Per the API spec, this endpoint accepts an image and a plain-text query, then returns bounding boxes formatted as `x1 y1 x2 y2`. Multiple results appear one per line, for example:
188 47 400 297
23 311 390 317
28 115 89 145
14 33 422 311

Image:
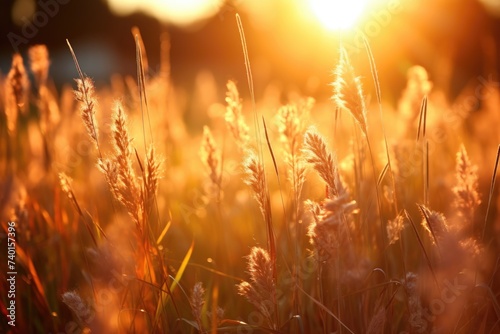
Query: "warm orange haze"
1 0 500 333
105 0 388 30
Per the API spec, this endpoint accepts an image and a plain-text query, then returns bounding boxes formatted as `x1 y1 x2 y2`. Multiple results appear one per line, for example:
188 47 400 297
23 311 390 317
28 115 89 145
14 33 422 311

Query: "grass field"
1 18 500 334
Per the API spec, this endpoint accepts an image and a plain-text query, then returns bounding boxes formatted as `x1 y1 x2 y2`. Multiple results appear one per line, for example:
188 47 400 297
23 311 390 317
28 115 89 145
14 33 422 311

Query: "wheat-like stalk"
225 80 250 149
59 172 83 216
200 126 221 188
110 102 142 226
452 144 481 232
332 47 367 136
417 204 449 246
75 77 99 150
404 272 427 333
97 158 121 200
243 150 272 226
145 144 161 206
386 213 405 245
303 127 345 198
5 53 29 133
276 99 312 204
190 282 205 332
306 196 354 262
307 213 338 261
237 247 277 329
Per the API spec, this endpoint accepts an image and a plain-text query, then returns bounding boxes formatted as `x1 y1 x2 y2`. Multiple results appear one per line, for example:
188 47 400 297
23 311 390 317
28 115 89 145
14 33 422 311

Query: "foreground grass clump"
1 32 499 333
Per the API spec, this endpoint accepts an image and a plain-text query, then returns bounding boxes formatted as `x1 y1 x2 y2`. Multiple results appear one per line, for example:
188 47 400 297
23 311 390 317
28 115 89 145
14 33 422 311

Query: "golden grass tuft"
4 53 29 133
75 77 99 149
145 144 161 205
452 144 481 232
404 272 426 333
303 126 345 198
225 80 250 149
108 102 142 226
418 204 449 245
387 213 405 245
243 150 272 226
237 246 277 329
190 282 206 332
332 47 368 136
276 99 312 206
200 125 221 188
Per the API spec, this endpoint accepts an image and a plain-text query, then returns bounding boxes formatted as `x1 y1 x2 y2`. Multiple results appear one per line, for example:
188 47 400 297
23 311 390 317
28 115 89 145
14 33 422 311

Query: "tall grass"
1 26 500 334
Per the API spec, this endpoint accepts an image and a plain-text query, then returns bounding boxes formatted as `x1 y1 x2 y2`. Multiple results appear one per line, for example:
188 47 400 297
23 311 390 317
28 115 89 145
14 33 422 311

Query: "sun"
308 0 371 30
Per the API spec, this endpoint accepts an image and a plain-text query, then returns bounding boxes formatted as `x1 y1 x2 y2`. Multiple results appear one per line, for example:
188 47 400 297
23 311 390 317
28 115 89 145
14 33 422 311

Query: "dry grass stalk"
322 194 357 225
276 99 312 154
276 99 312 203
5 53 29 133
387 213 405 245
190 282 206 332
243 150 276 291
74 77 99 149
307 196 353 261
97 158 121 200
417 204 449 245
404 272 427 333
452 144 481 232
59 172 83 216
200 126 221 188
7 53 28 110
305 199 322 224
29 45 50 89
145 145 161 206
29 45 60 133
243 150 272 228
307 215 338 261
237 247 276 329
62 291 93 325
332 47 368 136
38 84 60 134
110 102 142 226
303 127 345 198
225 80 250 149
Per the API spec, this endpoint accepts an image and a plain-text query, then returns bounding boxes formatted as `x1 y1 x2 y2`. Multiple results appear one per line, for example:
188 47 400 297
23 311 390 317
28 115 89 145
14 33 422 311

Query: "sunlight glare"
308 0 371 30
106 0 220 27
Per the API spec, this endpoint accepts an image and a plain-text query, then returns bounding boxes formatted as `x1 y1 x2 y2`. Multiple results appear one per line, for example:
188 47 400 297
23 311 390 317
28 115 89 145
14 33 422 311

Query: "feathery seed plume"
62 291 93 325
75 77 99 148
225 80 250 149
200 126 221 188
332 47 368 136
452 144 481 229
237 247 276 328
303 127 345 198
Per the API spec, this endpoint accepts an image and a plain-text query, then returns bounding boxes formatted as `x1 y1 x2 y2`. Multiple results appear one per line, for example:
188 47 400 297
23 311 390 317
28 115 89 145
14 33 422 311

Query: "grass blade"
481 145 500 242
154 240 194 323
416 96 428 142
405 210 440 289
